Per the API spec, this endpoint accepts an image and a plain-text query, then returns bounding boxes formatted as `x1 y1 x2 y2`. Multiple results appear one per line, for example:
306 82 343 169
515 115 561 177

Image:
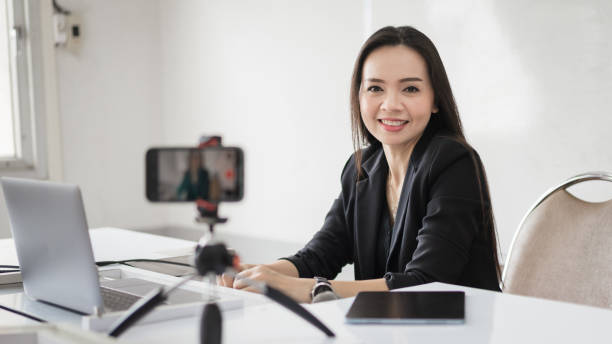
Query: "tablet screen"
345 291 465 324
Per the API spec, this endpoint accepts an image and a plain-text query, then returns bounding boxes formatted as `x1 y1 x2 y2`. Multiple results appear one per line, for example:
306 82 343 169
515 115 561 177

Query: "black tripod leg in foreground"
200 303 222 344
108 287 167 337
264 285 335 337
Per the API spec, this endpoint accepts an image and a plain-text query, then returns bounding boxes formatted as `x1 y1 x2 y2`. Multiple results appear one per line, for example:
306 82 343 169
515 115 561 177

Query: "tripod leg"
200 303 222 344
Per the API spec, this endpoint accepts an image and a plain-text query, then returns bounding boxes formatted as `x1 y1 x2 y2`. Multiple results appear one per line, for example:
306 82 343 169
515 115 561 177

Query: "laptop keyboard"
100 286 141 312
99 278 223 312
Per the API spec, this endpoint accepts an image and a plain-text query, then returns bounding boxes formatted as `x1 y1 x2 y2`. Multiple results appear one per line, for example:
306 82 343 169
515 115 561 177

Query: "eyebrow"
365 77 423 83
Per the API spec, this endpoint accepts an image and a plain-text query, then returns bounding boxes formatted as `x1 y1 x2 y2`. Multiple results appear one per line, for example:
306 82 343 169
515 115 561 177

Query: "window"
0 0 47 178
1 1 16 159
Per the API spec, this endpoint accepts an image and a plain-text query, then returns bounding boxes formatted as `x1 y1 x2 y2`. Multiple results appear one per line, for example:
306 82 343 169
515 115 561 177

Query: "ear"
431 98 439 114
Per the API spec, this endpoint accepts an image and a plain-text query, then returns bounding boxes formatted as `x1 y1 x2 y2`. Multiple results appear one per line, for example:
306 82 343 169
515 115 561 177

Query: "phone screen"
146 147 243 202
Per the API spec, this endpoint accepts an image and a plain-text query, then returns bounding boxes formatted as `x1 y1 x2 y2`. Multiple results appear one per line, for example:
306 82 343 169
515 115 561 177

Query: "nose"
381 91 402 112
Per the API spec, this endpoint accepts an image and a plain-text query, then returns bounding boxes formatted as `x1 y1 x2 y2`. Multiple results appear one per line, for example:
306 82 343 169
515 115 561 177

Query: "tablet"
345 291 465 324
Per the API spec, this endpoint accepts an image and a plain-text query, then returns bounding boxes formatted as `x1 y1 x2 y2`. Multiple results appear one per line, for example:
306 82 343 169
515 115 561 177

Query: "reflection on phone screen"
156 150 240 202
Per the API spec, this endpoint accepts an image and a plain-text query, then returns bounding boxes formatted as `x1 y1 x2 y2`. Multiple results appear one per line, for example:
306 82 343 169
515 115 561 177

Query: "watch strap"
311 276 333 299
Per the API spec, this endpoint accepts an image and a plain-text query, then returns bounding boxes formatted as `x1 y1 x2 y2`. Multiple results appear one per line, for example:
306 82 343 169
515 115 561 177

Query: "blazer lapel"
354 149 386 280
386 122 437 269
386 167 413 269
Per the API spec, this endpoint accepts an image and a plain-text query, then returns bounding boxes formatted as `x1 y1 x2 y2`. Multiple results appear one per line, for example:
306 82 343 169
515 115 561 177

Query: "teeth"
380 119 406 126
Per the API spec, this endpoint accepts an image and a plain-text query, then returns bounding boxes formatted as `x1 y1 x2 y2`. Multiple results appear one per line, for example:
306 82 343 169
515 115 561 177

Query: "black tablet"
345 291 465 324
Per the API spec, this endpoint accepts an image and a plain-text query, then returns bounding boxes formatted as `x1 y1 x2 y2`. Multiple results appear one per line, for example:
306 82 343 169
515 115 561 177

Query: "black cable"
108 287 167 337
0 265 19 269
95 259 194 268
0 270 20 274
0 265 20 274
0 259 194 274
0 304 47 323
264 285 335 337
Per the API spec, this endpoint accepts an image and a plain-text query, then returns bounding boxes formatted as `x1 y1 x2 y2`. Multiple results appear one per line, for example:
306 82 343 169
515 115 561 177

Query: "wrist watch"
311 276 334 299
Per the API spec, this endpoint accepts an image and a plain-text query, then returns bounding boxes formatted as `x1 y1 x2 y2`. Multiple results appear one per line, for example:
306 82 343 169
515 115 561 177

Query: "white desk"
2 228 612 343
116 282 612 344
0 227 199 267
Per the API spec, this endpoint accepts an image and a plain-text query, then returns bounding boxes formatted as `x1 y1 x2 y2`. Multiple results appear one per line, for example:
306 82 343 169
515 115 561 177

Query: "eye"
404 86 419 93
366 85 383 92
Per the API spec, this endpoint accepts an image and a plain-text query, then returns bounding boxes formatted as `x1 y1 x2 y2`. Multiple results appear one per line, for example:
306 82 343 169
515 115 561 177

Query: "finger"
217 273 229 287
239 263 258 272
233 269 263 289
235 267 255 280
233 276 250 290
220 273 234 288
241 286 262 294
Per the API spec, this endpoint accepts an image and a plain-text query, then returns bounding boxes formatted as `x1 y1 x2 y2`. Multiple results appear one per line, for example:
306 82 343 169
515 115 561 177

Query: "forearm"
263 259 299 277
329 278 388 298
231 265 388 303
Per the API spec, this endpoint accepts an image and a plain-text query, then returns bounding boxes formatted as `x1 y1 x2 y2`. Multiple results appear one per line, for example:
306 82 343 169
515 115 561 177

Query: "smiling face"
359 45 438 152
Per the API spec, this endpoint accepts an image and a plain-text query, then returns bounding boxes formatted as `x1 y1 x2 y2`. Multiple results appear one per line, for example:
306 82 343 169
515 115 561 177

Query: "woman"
220 26 501 302
176 151 210 201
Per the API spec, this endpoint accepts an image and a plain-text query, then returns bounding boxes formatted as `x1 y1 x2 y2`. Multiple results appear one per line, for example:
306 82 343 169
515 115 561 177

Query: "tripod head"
194 237 237 276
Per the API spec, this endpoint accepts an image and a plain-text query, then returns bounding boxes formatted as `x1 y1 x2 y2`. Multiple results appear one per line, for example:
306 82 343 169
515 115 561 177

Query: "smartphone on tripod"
146 147 244 202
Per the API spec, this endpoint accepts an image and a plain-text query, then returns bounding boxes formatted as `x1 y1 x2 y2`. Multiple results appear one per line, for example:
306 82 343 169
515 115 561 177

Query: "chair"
502 172 612 309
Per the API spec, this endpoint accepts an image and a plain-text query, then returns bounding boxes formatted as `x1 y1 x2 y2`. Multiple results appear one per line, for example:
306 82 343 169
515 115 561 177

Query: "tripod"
107 212 335 343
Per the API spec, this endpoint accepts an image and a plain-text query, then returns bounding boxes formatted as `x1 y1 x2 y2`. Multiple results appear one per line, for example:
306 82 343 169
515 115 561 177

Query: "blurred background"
1 0 611 271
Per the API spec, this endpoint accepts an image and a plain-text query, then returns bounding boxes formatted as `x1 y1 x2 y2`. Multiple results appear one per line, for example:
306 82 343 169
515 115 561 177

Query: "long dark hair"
350 26 502 285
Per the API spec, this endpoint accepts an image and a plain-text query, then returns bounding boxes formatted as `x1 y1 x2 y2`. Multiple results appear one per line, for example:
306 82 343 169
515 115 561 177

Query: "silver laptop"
0 177 205 315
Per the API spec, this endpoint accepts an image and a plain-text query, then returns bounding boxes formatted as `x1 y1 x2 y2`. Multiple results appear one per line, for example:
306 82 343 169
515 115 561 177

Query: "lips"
378 118 409 132
379 119 408 126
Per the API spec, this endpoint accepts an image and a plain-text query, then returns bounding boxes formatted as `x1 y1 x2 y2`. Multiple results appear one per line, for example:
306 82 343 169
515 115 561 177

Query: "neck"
382 139 419 187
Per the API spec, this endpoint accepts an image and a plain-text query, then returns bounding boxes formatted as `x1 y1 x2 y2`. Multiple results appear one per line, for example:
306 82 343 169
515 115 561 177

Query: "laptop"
0 177 208 316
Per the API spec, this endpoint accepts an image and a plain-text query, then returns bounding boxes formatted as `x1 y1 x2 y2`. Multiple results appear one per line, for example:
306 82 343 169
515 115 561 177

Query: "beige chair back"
502 172 612 309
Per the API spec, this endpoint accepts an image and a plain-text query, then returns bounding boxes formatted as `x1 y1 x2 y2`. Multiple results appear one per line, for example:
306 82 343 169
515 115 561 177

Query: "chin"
378 135 420 148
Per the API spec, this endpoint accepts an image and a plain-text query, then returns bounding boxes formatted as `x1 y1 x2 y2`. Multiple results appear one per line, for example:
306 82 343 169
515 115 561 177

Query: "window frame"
1 0 48 179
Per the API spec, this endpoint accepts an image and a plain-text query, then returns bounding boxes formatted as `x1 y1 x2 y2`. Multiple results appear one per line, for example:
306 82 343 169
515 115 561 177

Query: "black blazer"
284 121 501 292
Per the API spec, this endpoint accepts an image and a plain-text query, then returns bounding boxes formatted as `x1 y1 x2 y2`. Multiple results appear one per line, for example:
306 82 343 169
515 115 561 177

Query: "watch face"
313 284 333 296
311 277 334 299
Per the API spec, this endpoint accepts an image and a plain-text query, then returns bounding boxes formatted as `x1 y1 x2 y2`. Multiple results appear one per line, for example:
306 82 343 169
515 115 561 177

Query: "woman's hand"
233 265 315 303
217 263 257 288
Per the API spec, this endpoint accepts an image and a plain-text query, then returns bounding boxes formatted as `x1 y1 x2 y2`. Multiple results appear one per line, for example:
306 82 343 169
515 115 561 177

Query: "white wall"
371 0 612 257
156 0 362 243
3 1 611 261
53 0 163 231
157 0 612 257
